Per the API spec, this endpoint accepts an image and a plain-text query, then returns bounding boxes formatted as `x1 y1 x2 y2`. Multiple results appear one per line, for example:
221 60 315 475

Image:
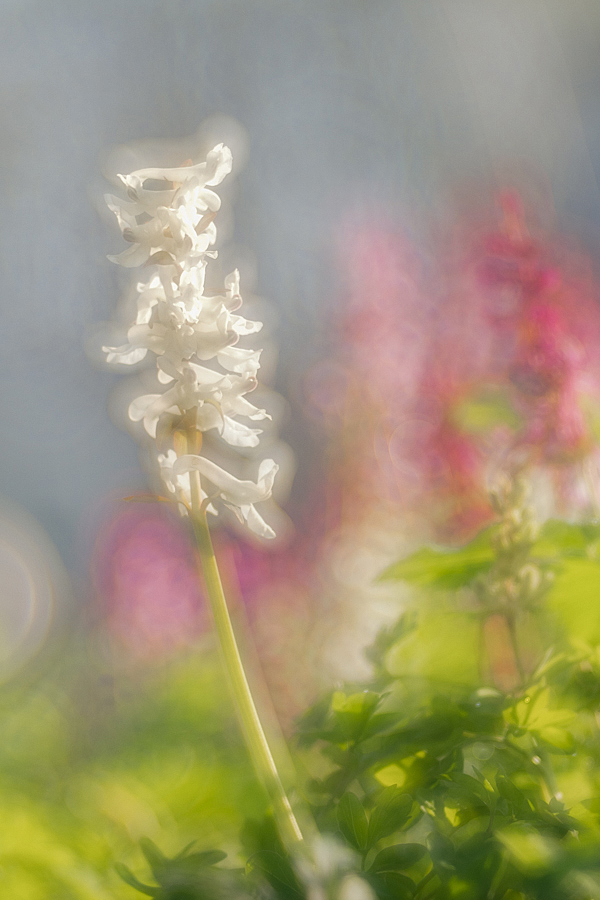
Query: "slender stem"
504 612 525 685
189 471 303 850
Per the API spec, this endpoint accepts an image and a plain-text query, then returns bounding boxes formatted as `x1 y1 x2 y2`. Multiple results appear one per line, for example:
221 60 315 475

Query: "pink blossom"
94 504 206 659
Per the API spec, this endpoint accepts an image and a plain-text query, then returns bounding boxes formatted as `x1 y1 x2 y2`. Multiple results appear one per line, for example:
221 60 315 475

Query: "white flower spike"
103 143 278 538
100 136 306 853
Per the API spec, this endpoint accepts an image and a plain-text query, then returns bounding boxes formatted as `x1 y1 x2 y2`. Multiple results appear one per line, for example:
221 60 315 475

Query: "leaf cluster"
293 518 600 899
116 839 244 900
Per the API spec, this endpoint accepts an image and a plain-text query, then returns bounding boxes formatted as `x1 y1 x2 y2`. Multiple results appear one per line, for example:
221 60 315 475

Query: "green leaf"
386 612 480 685
331 691 381 716
533 519 600 559
173 841 198 860
176 850 228 869
446 773 493 809
429 831 455 872
368 871 416 900
337 792 369 850
246 850 304 900
546 558 600 643
379 530 494 589
139 838 167 881
537 726 574 752
306 690 383 746
296 693 334 746
367 787 413 846
581 798 600 815
115 863 158 896
369 843 427 873
496 775 526 808
505 688 576 734
496 824 557 875
365 614 418 670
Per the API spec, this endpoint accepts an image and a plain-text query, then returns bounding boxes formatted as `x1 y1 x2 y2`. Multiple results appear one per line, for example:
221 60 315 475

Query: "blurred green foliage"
6 480 600 899
0 643 265 898
293 496 600 900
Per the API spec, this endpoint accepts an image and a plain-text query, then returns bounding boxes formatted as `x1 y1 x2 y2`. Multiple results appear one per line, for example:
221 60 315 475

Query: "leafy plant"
117 474 600 900
292 478 600 899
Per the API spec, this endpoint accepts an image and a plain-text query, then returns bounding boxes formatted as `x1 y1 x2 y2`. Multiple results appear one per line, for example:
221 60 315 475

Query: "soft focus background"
2 2 600 896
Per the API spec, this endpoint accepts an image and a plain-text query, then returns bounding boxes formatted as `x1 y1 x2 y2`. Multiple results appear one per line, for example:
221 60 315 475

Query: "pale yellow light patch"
445 806 460 827
555 769 593 807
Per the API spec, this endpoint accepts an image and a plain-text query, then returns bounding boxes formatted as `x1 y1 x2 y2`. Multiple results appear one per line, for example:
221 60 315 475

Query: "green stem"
505 612 525 686
189 475 303 850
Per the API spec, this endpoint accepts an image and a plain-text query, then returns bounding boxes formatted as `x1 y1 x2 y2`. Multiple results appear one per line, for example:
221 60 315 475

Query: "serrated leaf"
496 775 525 807
370 843 427 873
337 792 369 850
368 787 413 846
329 691 383 743
246 850 304 900
446 773 493 808
115 863 157 896
378 530 494 589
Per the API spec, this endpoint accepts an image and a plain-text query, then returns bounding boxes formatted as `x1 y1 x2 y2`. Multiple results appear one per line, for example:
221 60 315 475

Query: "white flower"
173 455 278 539
129 364 269 447
103 143 278 537
105 144 232 269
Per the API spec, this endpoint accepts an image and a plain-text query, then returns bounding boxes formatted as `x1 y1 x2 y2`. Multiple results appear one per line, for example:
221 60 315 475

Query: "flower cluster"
103 144 278 538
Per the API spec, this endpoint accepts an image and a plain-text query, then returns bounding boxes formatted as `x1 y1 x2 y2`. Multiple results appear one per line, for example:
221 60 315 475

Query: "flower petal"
243 503 276 539
217 346 262 375
103 344 148 365
128 393 161 423
173 455 278 505
108 243 150 268
221 416 262 448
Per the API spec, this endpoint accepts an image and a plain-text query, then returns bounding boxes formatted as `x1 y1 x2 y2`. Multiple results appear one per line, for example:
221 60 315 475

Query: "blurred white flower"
294 835 375 900
103 143 278 537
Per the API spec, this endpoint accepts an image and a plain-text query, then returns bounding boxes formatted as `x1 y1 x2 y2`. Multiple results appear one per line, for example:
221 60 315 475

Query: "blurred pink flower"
310 221 434 523
479 193 600 467
94 503 206 659
322 193 600 535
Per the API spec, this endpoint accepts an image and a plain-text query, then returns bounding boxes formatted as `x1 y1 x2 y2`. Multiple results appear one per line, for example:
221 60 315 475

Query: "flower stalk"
190 499 303 849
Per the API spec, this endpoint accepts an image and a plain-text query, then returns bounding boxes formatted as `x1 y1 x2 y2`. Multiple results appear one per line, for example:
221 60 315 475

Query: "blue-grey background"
2 0 600 569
